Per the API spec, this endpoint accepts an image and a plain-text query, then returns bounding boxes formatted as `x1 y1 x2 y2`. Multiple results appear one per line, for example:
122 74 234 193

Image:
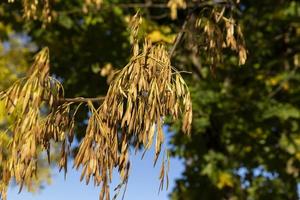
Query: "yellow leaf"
283 82 289 91
295 152 300 161
217 172 234 189
147 30 175 44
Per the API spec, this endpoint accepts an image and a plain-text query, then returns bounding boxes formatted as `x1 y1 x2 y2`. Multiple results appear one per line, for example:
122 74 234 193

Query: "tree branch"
268 65 298 98
58 96 105 103
169 6 198 58
116 1 230 8
169 19 189 58
58 1 231 15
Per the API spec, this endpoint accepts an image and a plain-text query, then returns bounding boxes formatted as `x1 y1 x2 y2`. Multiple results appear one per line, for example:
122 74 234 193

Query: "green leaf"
263 103 300 120
58 14 73 29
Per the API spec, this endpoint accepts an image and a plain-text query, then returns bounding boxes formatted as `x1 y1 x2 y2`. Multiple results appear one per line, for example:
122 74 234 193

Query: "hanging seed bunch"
83 0 103 13
0 133 11 200
74 14 192 200
74 102 125 200
0 48 72 200
167 0 187 20
8 0 52 24
0 13 193 200
185 6 247 70
40 102 76 177
206 9 246 65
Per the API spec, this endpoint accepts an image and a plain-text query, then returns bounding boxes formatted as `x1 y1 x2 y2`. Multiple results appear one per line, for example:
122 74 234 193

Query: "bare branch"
169 18 189 58
268 63 298 98
58 96 105 103
116 1 230 8
57 1 232 15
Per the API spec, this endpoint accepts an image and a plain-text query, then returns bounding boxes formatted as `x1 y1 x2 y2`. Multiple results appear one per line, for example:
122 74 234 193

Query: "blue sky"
8 132 184 200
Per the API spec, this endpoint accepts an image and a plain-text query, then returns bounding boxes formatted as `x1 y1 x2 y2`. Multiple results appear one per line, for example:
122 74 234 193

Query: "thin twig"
116 1 229 8
268 66 298 98
58 96 105 103
169 19 189 58
57 1 231 15
169 6 198 58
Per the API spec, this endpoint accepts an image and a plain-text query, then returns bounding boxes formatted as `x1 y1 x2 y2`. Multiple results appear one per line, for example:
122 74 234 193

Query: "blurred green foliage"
170 1 300 199
0 0 300 199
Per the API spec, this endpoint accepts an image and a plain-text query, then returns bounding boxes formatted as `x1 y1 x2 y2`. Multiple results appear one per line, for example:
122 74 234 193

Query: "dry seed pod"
167 0 187 20
74 102 125 200
129 12 142 56
187 8 247 68
0 133 11 200
0 48 52 193
83 0 103 13
0 12 193 200
75 36 192 199
0 48 74 199
19 0 53 23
